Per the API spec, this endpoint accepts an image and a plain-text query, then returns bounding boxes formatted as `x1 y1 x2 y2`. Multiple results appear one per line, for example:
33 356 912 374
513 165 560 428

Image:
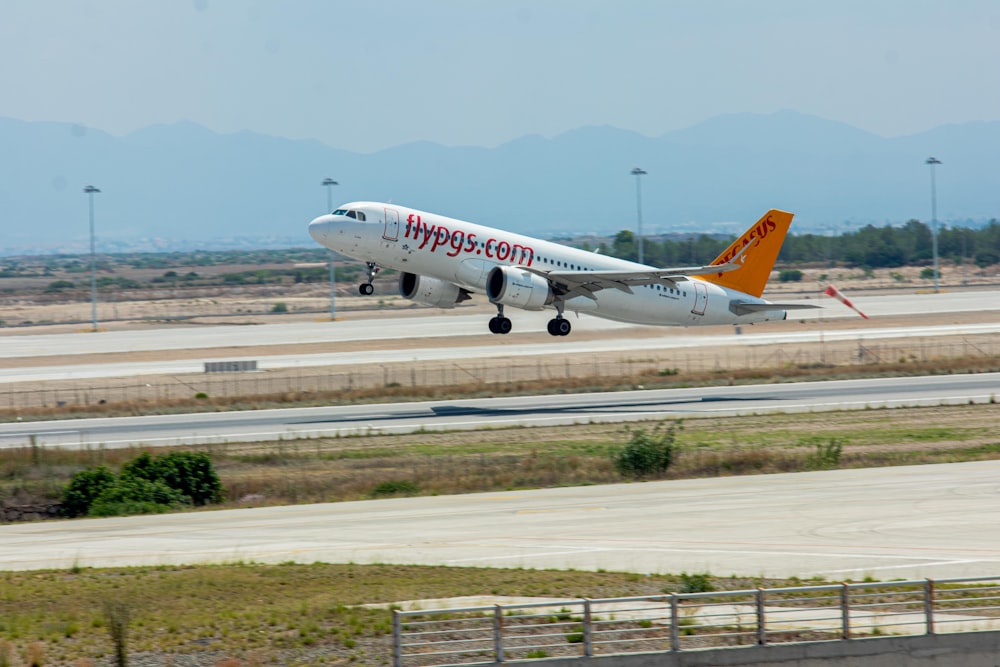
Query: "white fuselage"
308 202 788 327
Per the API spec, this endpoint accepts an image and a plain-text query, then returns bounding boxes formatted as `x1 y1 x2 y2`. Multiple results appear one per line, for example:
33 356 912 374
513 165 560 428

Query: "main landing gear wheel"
547 317 571 336
489 304 512 334
489 316 512 334
358 262 378 295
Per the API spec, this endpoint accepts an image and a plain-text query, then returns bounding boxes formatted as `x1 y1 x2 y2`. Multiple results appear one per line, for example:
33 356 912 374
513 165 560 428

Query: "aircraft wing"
522 238 757 301
523 256 747 300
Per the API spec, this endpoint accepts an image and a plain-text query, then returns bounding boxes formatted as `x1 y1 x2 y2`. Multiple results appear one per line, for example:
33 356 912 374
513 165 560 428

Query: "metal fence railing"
4 336 999 411
391 577 1000 667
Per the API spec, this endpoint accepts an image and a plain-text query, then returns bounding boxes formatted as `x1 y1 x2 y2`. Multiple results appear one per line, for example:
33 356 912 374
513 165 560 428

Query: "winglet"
697 209 793 298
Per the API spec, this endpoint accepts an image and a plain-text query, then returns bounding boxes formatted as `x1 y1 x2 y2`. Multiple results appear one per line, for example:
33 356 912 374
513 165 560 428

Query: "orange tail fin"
698 209 793 298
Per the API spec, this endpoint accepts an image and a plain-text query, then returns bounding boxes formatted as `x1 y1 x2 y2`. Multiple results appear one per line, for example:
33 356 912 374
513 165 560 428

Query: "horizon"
6 108 987 155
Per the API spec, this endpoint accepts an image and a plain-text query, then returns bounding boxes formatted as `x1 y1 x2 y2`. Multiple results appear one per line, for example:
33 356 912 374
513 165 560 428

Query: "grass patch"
0 563 802 666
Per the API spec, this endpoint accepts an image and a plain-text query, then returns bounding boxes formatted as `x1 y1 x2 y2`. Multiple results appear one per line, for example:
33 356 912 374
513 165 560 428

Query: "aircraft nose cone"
309 215 333 243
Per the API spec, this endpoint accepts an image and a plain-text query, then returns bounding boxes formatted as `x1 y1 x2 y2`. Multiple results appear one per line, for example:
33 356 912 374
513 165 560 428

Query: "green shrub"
123 452 222 506
271 302 289 313
678 572 714 593
89 476 188 516
778 269 803 282
62 466 116 517
808 439 843 470
613 421 681 478
371 480 419 497
61 452 223 517
45 279 76 292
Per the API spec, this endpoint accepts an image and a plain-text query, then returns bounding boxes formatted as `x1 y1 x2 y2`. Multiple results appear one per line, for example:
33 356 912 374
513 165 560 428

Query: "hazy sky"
2 0 999 153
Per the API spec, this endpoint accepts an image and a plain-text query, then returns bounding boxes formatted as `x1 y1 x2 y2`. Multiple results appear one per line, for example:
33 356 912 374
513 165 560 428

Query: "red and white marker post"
824 285 869 319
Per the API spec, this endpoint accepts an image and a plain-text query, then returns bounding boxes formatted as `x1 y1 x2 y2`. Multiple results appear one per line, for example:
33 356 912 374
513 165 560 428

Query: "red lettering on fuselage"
404 213 534 266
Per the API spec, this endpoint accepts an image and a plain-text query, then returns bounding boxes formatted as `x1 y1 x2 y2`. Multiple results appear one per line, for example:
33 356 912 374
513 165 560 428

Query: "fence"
4 335 1000 411
391 577 1000 667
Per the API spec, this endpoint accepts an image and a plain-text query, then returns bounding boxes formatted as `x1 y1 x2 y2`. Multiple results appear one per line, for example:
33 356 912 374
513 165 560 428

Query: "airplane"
308 203 820 336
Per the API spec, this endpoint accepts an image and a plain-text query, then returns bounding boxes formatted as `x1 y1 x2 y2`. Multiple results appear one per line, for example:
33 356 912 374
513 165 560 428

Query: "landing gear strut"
358 262 378 295
489 304 512 335
546 302 571 336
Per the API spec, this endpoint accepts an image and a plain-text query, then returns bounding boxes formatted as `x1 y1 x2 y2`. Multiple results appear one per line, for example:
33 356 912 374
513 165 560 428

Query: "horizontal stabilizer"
729 302 822 316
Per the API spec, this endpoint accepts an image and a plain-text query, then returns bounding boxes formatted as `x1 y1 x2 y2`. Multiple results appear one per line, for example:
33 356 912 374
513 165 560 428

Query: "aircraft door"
691 282 708 316
383 208 399 241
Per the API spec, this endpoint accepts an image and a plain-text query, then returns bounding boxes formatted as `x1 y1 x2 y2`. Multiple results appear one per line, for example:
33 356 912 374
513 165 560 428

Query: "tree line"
597 219 1000 269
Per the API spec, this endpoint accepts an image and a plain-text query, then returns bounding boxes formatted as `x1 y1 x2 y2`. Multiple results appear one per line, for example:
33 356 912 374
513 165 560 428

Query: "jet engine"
485 266 553 310
398 273 471 308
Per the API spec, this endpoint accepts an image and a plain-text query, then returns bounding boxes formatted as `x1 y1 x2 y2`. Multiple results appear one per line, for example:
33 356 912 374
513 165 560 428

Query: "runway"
2 373 998 449
5 289 1000 359
2 460 1000 580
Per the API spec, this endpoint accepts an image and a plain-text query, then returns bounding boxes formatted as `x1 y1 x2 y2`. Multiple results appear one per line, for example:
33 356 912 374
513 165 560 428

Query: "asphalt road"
3 460 1000 580
2 373 998 449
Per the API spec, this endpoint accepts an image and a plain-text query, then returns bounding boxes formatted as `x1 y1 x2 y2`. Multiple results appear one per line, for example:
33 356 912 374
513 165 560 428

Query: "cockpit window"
333 208 367 221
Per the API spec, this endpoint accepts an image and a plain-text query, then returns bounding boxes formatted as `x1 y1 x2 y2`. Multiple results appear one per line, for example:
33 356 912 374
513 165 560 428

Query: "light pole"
84 185 101 331
926 157 942 292
631 167 647 264
321 178 339 320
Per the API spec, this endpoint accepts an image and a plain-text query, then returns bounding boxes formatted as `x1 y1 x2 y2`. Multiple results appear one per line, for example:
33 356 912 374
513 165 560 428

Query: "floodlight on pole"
631 167 647 264
322 177 338 212
321 178 339 320
84 185 101 332
925 157 942 293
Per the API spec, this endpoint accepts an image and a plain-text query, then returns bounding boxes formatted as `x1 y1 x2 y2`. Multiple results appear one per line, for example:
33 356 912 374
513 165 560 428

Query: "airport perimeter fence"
391 576 1000 667
5 335 999 411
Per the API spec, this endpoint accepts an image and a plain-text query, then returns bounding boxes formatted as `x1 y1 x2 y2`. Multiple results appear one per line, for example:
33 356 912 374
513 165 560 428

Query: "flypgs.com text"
404 214 534 266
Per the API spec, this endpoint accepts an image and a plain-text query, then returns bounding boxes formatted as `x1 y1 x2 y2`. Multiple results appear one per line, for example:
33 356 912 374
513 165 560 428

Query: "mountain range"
2 110 999 254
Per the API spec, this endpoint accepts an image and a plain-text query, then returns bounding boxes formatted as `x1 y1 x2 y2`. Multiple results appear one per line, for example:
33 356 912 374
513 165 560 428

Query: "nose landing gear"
358 262 378 295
